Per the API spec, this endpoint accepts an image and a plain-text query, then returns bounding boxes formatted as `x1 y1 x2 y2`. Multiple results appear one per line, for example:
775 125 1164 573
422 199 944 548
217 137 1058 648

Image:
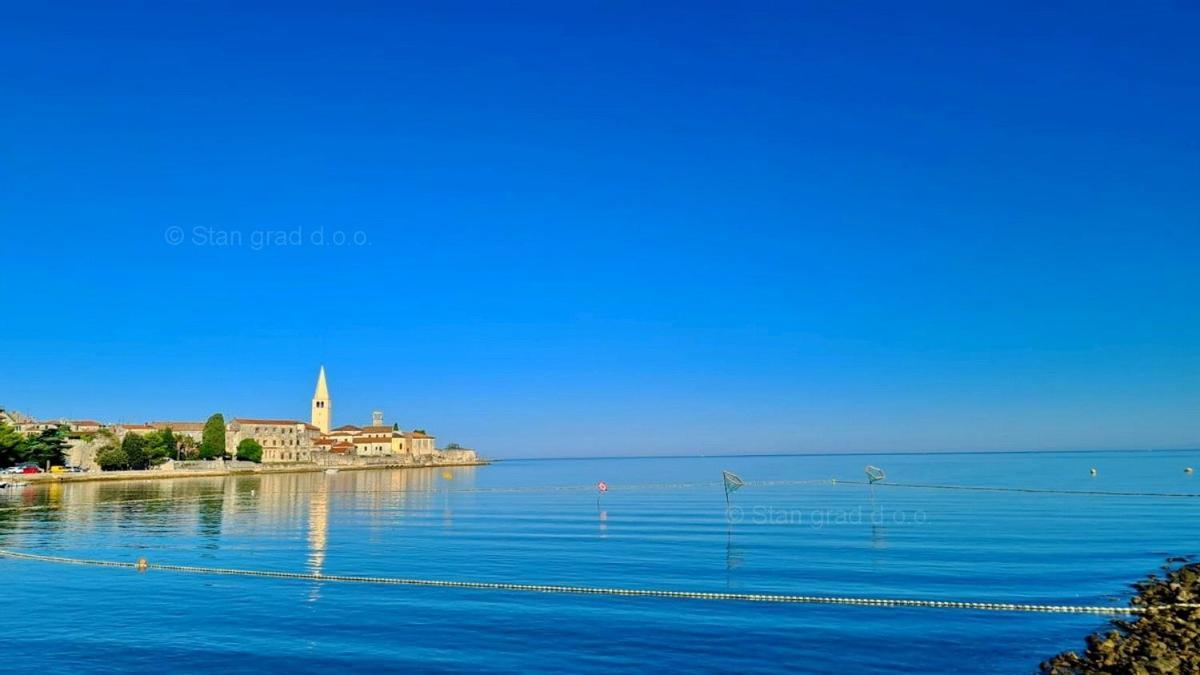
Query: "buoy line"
834 480 1200 498
1 548 1194 616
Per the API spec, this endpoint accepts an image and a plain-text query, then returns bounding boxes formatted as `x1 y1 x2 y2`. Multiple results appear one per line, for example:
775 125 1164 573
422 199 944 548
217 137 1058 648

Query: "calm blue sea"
2 450 1198 673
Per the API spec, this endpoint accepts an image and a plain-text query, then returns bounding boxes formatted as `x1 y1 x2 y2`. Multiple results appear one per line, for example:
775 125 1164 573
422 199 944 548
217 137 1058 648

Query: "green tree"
392 422 399 431
96 445 129 471
143 428 175 466
25 427 69 468
236 438 263 463
163 428 176 458
200 413 225 459
121 433 147 470
0 421 24 467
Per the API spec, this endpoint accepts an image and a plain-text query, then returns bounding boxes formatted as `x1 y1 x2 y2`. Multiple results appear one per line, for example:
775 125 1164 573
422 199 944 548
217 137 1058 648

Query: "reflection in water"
0 467 478 571
198 498 224 550
307 479 329 575
871 523 888 550
725 526 743 576
306 478 329 602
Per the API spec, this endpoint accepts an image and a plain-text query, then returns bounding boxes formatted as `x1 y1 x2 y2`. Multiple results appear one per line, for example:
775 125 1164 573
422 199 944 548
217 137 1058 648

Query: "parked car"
19 465 43 474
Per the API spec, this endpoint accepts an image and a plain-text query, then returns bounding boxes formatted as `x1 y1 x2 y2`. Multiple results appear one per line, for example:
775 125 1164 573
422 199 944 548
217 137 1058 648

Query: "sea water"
1 450 1198 673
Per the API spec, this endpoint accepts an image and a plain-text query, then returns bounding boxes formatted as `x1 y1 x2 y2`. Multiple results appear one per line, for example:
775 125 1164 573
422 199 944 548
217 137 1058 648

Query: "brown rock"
1040 560 1200 673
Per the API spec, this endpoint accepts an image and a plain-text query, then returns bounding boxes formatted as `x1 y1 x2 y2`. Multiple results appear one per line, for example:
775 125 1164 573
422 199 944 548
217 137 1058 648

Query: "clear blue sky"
1 2 1197 457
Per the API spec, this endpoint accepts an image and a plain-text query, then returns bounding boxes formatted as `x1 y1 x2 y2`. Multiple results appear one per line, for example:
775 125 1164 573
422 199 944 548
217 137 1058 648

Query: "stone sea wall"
10 453 487 484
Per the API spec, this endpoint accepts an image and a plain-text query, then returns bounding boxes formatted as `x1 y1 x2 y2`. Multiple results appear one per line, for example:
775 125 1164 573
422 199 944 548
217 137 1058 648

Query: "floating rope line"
834 480 1200 499
1 548 1195 616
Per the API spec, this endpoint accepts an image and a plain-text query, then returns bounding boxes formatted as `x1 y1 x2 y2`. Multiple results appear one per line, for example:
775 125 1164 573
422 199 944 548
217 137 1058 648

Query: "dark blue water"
2 451 1198 673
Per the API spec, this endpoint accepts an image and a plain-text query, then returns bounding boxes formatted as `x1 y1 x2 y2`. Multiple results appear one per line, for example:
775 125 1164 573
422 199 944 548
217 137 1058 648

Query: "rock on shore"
1041 560 1200 674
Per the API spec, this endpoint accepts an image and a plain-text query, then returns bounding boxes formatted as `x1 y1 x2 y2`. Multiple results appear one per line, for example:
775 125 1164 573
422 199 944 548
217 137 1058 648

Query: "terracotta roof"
332 425 361 432
407 431 432 439
352 435 392 444
361 425 394 433
71 420 103 426
119 424 155 430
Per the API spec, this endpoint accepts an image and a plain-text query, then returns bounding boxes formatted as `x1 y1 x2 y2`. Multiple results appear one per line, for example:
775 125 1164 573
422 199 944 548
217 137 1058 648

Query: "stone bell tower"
311 365 331 434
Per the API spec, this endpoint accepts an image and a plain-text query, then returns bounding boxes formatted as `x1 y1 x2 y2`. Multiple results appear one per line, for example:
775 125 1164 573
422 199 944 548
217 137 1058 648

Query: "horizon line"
492 447 1200 462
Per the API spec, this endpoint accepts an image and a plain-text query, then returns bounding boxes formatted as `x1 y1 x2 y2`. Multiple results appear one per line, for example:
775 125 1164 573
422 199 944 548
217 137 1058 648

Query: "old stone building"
407 431 436 458
216 366 467 465
5 365 476 470
225 418 321 463
115 423 156 436
70 420 104 434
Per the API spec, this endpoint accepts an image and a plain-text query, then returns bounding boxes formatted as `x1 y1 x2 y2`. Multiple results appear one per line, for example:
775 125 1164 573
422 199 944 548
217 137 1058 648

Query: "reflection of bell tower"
311 366 331 434
306 477 329 599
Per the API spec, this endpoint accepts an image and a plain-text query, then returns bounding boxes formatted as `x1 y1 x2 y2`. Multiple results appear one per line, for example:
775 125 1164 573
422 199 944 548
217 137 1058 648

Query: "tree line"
95 428 178 470
0 422 69 468
95 413 245 469
0 412 263 471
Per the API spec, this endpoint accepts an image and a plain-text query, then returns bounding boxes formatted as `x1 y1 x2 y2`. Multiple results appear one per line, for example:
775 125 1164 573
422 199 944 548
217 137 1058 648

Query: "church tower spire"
311 366 331 433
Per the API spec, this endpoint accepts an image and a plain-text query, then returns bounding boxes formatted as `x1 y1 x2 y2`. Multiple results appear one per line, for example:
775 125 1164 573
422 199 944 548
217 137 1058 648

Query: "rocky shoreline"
1041 559 1200 674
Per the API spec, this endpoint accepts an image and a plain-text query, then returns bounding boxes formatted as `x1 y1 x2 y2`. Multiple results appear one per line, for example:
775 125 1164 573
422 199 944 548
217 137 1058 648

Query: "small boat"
324 468 339 475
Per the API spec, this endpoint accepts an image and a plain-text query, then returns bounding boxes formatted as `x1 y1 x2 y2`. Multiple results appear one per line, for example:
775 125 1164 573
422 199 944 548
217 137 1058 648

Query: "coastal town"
0 367 480 477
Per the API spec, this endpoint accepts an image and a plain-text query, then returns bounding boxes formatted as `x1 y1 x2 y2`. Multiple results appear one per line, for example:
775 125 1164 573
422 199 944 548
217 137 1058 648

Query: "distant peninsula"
1 366 483 480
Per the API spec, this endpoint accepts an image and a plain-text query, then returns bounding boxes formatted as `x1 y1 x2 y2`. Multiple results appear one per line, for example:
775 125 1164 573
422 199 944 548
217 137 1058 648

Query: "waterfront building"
225 418 322 463
301 367 440 462
407 430 436 457
4 365 474 468
327 424 361 444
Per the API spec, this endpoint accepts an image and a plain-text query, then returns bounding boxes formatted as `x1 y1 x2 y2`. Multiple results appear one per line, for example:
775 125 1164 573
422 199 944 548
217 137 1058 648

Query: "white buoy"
1089 468 1098 476
1186 467 1194 475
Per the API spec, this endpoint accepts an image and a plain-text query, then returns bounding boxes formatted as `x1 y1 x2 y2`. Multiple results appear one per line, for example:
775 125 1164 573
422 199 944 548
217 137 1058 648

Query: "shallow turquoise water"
2 450 1198 672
